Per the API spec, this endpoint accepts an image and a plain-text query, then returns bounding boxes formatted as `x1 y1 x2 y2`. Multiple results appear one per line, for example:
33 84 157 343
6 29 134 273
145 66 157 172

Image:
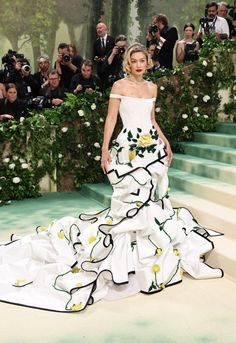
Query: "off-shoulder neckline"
110 94 156 100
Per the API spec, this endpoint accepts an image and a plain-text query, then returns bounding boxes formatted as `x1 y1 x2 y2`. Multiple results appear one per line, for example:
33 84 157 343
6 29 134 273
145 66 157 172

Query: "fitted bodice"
110 94 155 131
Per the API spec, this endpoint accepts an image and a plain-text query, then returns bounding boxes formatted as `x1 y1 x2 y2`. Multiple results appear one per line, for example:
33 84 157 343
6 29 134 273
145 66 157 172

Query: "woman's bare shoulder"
146 80 157 97
111 78 128 95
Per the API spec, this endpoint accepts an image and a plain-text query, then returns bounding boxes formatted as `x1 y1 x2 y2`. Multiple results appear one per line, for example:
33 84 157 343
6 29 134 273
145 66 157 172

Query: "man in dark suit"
93 22 115 91
147 14 178 70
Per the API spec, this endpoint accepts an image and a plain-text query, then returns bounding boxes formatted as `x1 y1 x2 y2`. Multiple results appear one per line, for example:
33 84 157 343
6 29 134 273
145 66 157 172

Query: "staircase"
81 123 236 282
169 122 236 282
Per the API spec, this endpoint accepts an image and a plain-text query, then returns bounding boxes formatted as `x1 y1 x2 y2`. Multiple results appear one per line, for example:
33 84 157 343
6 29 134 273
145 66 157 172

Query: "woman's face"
129 52 147 77
6 87 17 102
184 26 194 39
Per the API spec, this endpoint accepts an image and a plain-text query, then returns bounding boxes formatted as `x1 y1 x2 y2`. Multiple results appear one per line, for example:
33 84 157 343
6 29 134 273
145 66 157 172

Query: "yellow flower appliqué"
156 248 162 256
179 267 185 277
57 231 65 239
71 266 80 273
15 279 27 286
151 264 160 273
71 303 83 311
160 283 165 289
39 226 47 232
88 235 97 244
174 249 180 256
129 150 136 161
106 218 113 225
138 134 153 148
136 201 143 207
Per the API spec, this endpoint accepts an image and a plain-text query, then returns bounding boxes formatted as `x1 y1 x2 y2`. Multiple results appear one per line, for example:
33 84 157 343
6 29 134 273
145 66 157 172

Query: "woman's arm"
175 40 185 64
101 82 121 173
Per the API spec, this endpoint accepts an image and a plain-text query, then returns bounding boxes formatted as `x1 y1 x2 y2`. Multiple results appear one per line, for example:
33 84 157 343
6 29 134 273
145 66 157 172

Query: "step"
170 189 236 239
194 132 236 148
172 154 236 185
206 235 236 283
81 183 112 208
181 142 236 167
215 122 236 135
168 168 236 210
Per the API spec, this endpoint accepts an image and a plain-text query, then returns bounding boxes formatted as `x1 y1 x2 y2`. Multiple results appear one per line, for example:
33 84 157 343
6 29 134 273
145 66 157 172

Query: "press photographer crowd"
0 1 235 121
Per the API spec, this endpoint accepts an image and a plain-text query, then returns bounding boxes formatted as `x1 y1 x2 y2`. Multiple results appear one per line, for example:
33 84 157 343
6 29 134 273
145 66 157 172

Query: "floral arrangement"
0 36 235 206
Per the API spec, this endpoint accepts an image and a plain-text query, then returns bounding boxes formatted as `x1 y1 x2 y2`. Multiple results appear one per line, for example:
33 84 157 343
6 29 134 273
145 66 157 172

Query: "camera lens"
22 65 31 72
63 54 71 62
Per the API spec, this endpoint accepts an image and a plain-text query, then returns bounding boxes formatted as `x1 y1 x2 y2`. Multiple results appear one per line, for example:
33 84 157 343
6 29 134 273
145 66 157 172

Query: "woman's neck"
127 75 145 84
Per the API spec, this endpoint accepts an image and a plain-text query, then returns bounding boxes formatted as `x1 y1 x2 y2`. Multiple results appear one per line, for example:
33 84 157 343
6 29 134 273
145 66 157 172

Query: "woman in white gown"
0 43 223 313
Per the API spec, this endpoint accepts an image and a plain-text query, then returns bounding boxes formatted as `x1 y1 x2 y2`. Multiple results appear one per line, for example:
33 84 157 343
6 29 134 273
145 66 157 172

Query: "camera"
22 64 31 73
148 25 159 34
62 53 71 62
117 47 125 54
184 43 199 62
2 50 24 67
27 96 47 109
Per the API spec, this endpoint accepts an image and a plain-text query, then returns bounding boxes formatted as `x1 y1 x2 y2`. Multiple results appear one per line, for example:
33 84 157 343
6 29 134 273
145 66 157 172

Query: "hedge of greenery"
0 36 235 206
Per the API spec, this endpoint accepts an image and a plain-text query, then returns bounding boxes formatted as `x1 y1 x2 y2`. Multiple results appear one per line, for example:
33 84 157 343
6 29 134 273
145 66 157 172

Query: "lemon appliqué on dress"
57 230 65 239
151 264 161 273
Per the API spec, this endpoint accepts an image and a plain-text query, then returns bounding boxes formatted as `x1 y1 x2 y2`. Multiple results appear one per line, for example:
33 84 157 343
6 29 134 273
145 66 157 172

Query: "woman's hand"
101 148 111 174
166 143 173 167
0 114 14 120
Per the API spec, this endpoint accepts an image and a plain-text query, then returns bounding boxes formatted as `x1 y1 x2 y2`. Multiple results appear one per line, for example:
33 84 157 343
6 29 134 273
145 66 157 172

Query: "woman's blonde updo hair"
123 43 153 74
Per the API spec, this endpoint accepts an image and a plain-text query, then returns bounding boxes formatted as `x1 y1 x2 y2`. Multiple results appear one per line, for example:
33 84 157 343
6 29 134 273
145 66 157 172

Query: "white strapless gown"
0 95 223 313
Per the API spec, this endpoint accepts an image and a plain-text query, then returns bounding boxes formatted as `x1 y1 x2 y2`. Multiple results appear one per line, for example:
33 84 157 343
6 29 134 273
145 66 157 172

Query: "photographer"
218 2 235 38
0 83 28 121
197 2 229 40
40 70 65 107
5 56 38 101
55 42 83 91
176 23 200 64
33 54 51 94
146 14 178 69
70 59 100 94
147 43 160 72
93 22 115 92
103 34 128 90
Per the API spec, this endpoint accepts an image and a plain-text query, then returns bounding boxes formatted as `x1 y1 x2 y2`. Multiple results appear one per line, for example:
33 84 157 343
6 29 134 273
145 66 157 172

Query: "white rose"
160 86 165 90
94 142 100 148
21 163 29 169
78 110 84 117
9 163 15 169
77 144 82 148
84 122 90 127
13 156 19 161
12 177 21 184
196 113 200 117
190 79 195 85
19 158 25 163
0 187 2 190
61 127 68 133
3 158 10 163
87 152 91 156
203 95 210 102
58 154 63 158
193 95 198 99
99 117 104 122
94 155 101 161
182 126 189 132
234 96 236 100
91 103 96 110
182 114 188 119
206 72 213 77
202 60 208 66
20 117 25 123
203 115 209 119
193 107 199 112
155 107 161 113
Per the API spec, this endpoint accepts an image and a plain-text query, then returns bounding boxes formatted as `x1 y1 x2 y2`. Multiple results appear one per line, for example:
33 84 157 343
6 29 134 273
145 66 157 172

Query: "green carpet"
0 192 104 237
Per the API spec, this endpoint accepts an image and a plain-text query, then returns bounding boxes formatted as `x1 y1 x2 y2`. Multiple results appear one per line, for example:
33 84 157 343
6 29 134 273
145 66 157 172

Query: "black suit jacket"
158 26 178 69
93 35 115 76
